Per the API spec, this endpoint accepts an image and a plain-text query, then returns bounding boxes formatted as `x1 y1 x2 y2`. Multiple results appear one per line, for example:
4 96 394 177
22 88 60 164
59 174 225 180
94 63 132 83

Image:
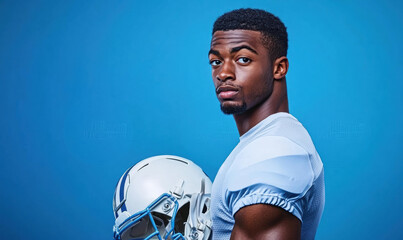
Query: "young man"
208 9 325 240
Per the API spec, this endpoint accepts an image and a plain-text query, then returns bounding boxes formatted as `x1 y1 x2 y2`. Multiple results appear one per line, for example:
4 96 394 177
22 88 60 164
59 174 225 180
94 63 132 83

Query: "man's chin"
220 102 247 115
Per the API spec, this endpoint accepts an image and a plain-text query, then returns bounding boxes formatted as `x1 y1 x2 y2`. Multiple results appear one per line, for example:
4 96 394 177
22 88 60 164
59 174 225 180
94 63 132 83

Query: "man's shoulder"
251 113 319 163
267 113 314 144
227 135 314 195
237 135 308 165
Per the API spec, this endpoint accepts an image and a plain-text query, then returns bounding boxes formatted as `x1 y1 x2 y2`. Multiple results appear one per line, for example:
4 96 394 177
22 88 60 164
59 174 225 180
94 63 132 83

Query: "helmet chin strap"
170 179 185 199
200 179 205 194
167 179 211 240
183 179 212 240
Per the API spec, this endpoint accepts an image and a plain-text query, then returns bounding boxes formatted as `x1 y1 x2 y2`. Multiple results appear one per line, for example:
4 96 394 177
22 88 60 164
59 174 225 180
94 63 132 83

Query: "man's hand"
230 204 301 240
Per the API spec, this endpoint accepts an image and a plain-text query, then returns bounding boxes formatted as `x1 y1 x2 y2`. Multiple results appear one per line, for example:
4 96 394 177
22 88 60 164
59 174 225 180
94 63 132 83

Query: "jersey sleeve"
224 136 315 221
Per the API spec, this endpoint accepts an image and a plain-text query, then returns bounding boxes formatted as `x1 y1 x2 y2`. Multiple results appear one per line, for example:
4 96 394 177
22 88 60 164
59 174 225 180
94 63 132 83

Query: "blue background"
1 0 402 239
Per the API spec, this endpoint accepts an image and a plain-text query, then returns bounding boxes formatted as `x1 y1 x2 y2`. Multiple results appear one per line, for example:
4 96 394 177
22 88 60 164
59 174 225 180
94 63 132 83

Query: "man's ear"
273 56 289 80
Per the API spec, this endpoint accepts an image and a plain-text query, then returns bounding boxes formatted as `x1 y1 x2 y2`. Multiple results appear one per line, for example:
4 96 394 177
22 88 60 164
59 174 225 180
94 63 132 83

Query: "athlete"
208 9 325 240
112 155 213 240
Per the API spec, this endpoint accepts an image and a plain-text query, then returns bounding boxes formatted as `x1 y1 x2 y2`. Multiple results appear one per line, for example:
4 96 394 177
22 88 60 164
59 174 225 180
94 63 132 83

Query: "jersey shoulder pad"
227 136 314 195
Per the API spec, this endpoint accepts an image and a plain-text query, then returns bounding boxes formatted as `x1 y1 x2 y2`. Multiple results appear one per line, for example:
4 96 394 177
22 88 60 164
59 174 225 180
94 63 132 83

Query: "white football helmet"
113 155 212 240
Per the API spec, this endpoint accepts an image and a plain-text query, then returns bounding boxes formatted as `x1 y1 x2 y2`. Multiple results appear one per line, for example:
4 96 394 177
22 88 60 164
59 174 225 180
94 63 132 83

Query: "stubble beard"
220 101 247 115
219 82 272 115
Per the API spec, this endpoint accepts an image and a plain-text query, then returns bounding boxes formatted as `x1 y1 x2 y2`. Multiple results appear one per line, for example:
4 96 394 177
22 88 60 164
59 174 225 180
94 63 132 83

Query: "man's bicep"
230 204 301 240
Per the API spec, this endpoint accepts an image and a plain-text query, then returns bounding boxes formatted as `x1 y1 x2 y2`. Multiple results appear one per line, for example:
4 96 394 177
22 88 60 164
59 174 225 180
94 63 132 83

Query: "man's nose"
217 62 235 82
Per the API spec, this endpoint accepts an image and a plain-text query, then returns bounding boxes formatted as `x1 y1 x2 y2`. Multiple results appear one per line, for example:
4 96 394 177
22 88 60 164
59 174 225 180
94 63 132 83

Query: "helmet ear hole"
151 212 170 228
202 203 209 214
174 202 190 234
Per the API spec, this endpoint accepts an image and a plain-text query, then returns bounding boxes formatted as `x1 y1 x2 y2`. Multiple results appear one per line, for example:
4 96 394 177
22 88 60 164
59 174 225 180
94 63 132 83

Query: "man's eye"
210 60 221 66
237 57 251 64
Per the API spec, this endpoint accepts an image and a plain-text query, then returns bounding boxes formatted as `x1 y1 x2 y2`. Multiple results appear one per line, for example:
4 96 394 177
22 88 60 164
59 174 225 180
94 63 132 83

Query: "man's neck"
234 80 289 136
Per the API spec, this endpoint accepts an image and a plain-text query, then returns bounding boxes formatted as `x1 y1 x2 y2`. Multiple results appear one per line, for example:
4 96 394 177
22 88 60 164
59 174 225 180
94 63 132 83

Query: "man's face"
209 30 274 115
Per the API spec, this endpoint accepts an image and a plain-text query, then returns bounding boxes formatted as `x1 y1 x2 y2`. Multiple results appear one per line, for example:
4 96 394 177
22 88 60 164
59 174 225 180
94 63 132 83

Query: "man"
208 9 325 240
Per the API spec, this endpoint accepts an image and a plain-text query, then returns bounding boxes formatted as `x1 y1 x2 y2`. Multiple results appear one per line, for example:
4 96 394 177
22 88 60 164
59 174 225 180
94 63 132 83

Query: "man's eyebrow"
208 49 221 57
231 45 258 55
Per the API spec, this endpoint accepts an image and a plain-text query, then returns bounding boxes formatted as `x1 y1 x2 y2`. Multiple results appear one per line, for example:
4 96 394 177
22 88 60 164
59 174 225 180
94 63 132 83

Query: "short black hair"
212 8 288 61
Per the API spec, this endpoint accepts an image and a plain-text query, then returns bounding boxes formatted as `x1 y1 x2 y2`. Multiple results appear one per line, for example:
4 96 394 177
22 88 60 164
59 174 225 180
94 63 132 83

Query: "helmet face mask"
113 156 212 240
114 194 184 240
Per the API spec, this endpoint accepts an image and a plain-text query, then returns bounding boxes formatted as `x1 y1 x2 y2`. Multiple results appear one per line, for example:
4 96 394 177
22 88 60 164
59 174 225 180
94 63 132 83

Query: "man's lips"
219 90 238 99
216 85 239 99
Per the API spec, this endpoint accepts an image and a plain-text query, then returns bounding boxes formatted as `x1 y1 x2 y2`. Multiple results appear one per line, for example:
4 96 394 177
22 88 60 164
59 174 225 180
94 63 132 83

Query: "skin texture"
209 30 301 239
231 204 301 240
209 30 289 136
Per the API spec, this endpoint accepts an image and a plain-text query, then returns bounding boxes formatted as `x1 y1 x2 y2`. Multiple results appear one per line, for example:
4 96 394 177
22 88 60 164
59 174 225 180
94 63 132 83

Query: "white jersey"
211 112 325 240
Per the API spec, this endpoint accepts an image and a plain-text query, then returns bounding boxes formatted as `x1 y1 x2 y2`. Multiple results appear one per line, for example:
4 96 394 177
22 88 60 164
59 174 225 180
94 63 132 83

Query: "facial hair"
220 101 247 115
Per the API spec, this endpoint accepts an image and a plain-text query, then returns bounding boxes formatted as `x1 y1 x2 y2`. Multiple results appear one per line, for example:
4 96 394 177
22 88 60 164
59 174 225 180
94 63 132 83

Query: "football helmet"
113 155 212 240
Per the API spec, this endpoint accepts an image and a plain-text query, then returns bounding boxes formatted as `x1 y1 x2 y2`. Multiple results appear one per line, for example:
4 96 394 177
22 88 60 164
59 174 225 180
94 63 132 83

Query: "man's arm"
230 204 301 240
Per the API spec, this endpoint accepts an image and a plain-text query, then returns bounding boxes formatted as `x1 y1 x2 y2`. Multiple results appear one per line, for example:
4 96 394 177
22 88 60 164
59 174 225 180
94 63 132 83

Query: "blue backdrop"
1 0 402 239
